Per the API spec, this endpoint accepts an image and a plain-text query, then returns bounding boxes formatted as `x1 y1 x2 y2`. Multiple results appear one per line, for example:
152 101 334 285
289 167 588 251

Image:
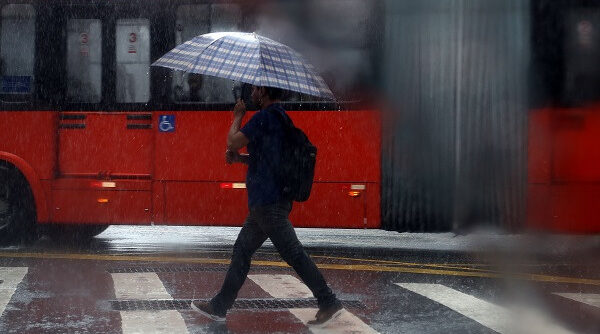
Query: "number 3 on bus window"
159 115 175 132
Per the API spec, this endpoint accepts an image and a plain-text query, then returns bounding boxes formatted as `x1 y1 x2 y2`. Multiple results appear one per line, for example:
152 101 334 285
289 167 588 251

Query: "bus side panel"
154 111 247 182
154 110 381 228
527 106 600 233
161 182 373 228
366 182 381 228
552 108 600 182
163 182 248 226
526 184 551 230
527 109 553 230
0 112 57 180
288 182 380 228
527 108 553 184
50 179 152 224
52 189 152 224
58 113 153 176
0 112 56 222
290 110 381 228
290 183 364 228
550 185 600 233
291 110 381 183
153 110 381 182
152 181 165 223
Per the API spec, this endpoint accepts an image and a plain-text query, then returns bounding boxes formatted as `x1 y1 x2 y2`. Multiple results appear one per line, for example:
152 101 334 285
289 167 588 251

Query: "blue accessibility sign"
158 115 175 132
2 76 31 93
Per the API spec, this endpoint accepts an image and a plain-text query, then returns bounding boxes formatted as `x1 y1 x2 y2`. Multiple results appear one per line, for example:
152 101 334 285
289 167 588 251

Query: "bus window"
0 4 35 102
211 4 242 33
563 10 600 105
254 0 376 103
308 0 371 48
116 19 150 103
66 19 101 103
305 0 375 101
173 4 241 104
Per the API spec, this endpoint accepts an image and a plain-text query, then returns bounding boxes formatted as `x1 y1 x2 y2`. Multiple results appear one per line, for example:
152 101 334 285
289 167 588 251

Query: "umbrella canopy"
152 32 334 99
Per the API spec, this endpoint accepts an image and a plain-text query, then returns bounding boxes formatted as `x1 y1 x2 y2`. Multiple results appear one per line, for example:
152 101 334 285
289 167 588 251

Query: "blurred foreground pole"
381 0 530 232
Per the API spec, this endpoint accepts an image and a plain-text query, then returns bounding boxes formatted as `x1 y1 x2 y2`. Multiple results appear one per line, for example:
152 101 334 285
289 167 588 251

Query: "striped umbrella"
152 32 334 99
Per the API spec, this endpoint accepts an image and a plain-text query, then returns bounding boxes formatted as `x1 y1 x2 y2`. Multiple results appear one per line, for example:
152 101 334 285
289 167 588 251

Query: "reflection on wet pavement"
0 226 597 333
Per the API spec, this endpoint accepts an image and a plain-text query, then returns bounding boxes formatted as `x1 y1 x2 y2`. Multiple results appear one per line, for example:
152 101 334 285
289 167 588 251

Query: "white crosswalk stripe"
553 292 600 308
396 283 576 334
0 267 28 317
112 272 173 300
248 274 313 298
249 274 379 334
111 272 189 334
120 311 188 334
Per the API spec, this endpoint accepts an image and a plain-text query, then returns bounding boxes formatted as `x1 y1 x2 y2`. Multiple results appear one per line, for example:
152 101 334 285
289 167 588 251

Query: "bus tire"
43 224 109 242
0 162 37 244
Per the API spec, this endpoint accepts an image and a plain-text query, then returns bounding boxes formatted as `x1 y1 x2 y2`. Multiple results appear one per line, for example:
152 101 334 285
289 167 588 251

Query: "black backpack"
269 109 317 202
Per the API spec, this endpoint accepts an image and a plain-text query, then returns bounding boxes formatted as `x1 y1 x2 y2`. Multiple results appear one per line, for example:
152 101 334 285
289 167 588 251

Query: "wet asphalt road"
0 226 598 333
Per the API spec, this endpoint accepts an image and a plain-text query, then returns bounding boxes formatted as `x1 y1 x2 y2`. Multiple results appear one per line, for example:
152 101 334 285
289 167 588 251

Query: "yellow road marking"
310 254 496 273
266 251 547 272
0 251 598 286
0 252 231 265
309 255 555 269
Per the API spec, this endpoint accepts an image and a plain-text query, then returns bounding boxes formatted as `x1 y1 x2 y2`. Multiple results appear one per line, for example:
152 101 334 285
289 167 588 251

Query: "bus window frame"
61 5 105 105
54 1 167 111
115 17 151 104
0 1 37 106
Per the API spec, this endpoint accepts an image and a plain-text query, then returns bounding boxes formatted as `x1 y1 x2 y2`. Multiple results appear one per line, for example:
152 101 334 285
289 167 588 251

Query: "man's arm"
225 150 249 165
227 100 250 151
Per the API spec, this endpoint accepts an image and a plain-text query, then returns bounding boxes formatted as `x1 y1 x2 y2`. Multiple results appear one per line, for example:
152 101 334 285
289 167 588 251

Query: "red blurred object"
0 110 381 229
528 105 600 233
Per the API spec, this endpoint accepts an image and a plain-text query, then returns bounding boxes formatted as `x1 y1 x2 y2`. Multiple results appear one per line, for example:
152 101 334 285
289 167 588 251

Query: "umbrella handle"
232 81 242 101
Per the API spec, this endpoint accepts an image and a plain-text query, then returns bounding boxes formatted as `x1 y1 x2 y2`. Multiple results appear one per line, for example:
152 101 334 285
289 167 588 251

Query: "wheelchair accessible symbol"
159 115 175 132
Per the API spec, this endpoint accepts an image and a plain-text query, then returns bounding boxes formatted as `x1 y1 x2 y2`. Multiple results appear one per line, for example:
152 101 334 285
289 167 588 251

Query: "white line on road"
396 283 575 334
249 274 378 334
289 308 379 334
120 311 188 334
111 273 189 334
112 272 173 300
554 293 600 308
248 274 312 298
0 267 28 316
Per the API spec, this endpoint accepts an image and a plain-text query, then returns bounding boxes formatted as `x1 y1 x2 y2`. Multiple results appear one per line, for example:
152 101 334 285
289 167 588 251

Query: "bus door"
53 10 153 224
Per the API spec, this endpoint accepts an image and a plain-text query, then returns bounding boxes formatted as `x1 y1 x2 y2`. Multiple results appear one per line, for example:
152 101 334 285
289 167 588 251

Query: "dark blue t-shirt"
240 103 286 208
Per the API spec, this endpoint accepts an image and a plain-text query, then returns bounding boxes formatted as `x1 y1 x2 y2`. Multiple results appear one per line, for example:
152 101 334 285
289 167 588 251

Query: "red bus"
527 1 600 233
0 0 382 242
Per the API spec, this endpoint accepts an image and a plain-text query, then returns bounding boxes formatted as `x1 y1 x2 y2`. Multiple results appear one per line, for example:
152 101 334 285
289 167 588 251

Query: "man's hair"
264 86 286 100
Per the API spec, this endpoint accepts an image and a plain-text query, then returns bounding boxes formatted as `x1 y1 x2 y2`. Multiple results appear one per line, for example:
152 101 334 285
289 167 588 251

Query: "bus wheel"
0 163 37 244
44 225 109 242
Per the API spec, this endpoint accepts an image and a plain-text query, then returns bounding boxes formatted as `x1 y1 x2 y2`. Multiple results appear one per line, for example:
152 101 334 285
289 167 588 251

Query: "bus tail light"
346 184 365 197
97 198 109 203
91 181 116 188
220 183 246 189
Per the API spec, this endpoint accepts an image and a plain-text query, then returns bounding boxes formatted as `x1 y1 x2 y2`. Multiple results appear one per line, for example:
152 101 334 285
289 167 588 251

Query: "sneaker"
190 300 226 322
307 303 344 327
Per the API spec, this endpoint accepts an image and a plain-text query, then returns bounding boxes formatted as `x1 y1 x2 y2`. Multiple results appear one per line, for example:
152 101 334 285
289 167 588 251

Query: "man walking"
191 85 343 327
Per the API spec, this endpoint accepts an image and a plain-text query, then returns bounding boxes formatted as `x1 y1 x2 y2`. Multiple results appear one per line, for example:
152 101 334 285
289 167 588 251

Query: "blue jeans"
210 201 339 314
